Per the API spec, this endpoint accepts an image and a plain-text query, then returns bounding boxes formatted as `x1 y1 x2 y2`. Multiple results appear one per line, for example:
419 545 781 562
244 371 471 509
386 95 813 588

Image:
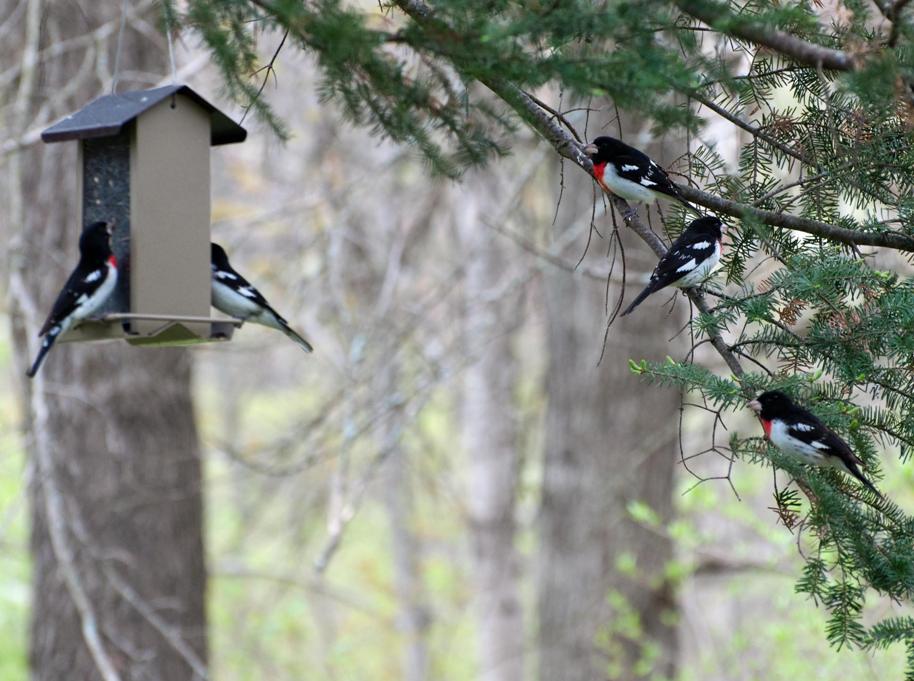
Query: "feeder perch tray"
61 313 244 347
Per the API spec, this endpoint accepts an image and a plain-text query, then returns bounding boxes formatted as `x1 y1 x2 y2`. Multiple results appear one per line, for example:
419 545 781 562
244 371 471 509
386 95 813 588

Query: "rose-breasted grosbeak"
211 243 313 353
583 136 691 214
620 216 724 317
748 390 880 495
27 220 118 378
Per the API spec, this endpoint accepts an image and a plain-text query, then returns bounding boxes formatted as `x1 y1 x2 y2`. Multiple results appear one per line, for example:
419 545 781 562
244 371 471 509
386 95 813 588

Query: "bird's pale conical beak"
583 143 599 156
747 399 762 414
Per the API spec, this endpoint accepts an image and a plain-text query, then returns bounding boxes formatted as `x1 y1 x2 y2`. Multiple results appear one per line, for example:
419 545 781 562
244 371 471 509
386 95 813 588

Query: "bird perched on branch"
210 243 313 353
620 215 723 317
748 390 880 496
583 136 692 216
27 220 118 378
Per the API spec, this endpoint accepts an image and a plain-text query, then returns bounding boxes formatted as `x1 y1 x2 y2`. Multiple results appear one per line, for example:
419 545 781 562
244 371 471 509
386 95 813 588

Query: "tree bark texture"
2 2 208 679
457 174 525 681
537 133 681 681
379 364 431 681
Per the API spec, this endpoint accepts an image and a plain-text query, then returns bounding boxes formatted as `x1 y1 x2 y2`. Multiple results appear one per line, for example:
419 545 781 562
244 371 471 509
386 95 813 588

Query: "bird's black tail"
279 320 314 353
27 330 59 378
620 284 657 317
846 460 881 497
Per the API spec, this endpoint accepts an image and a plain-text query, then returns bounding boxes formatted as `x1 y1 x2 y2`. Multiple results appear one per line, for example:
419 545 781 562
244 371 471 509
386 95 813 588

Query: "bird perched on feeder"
27 220 118 378
583 136 692 217
210 243 313 353
748 390 880 495
620 215 724 317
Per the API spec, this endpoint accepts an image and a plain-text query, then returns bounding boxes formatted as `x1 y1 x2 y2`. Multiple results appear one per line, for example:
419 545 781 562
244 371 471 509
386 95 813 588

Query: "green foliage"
176 0 731 175
179 0 914 672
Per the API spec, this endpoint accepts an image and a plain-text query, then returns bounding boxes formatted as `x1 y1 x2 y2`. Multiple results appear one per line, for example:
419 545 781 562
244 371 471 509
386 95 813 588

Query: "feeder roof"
41 84 246 146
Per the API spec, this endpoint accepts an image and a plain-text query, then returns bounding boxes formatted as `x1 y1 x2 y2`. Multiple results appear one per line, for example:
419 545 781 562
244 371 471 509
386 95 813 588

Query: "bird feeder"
41 84 247 346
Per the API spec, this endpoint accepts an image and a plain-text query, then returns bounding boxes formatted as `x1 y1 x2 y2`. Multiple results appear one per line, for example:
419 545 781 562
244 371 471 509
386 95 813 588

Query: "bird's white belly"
603 164 657 204
213 281 261 318
76 263 118 321
768 420 829 465
673 242 721 288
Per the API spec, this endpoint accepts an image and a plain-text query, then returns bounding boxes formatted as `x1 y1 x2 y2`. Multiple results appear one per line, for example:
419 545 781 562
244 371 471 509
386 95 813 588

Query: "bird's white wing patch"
239 286 258 299
674 241 722 289
640 178 657 187
769 420 829 464
811 440 831 450
216 271 238 281
690 241 711 250
84 270 102 283
621 164 639 172
792 422 815 432
676 259 697 273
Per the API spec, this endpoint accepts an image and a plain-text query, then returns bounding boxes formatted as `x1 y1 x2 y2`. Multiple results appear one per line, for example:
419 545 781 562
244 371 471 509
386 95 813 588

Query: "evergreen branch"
693 94 898 209
394 0 748 381
395 0 748 385
677 185 914 252
755 171 832 204
673 0 855 71
691 91 808 165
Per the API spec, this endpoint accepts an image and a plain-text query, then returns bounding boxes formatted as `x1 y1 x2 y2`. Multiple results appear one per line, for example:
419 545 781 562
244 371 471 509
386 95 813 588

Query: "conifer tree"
175 0 914 671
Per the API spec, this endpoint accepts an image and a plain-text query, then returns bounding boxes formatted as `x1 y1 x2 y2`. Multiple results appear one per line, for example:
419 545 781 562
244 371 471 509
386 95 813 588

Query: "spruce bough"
175 0 914 669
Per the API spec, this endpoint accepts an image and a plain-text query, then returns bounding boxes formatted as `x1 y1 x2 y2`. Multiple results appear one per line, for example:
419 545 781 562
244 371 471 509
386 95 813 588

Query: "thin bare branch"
240 28 288 124
522 90 583 143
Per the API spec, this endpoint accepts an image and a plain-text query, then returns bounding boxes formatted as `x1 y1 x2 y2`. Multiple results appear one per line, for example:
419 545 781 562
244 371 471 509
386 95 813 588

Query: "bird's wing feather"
783 408 862 466
647 230 717 288
215 266 275 312
609 152 681 199
38 263 109 336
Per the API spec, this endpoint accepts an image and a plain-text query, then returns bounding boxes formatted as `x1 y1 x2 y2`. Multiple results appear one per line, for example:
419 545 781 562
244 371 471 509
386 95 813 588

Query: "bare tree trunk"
379 365 431 681
457 175 525 681
537 140 680 681
3 3 208 679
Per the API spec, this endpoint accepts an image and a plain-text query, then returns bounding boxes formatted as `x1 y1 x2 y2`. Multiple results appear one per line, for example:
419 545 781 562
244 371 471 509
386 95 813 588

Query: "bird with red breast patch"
748 390 880 495
620 215 724 317
583 136 693 217
27 220 118 378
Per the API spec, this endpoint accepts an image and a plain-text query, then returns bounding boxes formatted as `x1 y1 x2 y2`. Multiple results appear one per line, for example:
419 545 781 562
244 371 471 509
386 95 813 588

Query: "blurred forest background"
1 1 913 680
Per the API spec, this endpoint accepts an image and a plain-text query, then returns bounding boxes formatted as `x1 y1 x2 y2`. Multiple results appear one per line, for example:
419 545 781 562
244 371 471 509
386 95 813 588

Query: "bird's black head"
687 216 724 240
211 242 230 268
747 390 795 419
79 221 113 258
582 136 627 164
